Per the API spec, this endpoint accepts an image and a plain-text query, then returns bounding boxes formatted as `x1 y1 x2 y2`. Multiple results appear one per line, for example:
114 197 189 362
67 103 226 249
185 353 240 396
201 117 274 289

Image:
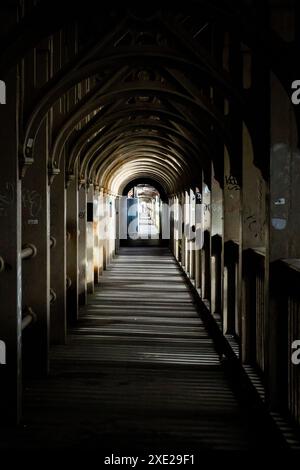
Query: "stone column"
108 195 116 260
98 189 105 272
66 172 79 325
179 192 185 267
78 184 87 305
189 189 196 280
50 150 67 344
268 70 300 409
201 176 211 301
22 41 50 378
87 185 94 294
210 165 223 316
102 192 108 270
115 195 121 255
173 196 179 260
185 191 190 275
223 148 241 335
168 196 175 254
0 60 22 423
93 187 101 283
194 186 202 291
50 32 67 345
241 123 267 364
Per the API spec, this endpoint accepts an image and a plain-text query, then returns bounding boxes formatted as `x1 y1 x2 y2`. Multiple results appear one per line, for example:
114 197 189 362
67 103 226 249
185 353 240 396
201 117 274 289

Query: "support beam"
98 190 105 273
194 187 202 291
93 187 101 282
201 177 211 301
268 70 300 410
0 62 22 423
115 195 121 256
78 184 87 305
50 31 67 345
22 41 50 378
189 188 196 280
87 185 95 294
66 172 79 325
241 123 267 365
210 164 223 316
223 148 241 335
50 151 67 344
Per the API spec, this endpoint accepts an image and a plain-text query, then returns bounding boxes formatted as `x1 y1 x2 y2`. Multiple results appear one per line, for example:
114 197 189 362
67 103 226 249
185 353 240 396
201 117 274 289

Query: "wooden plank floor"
1 247 286 450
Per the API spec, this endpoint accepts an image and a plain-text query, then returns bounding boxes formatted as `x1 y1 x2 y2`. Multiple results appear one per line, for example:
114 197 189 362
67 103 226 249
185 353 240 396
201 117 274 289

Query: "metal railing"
50 236 56 249
66 277 72 289
50 288 57 304
21 243 37 260
20 237 56 329
22 306 37 331
1 236 55 269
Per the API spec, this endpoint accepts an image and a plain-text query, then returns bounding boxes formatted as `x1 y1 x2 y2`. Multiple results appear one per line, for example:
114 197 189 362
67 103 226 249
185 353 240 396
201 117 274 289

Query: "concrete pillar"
223 148 241 335
115 195 121 255
22 41 50 378
240 30 268 366
173 197 179 259
185 191 190 275
119 194 127 249
181 191 189 272
104 192 115 265
180 193 186 267
102 192 109 269
98 190 105 272
189 189 196 280
66 172 79 325
65 24 79 324
0 61 22 423
93 187 101 283
210 164 223 316
49 32 67 345
242 127 266 251
109 195 116 259
169 196 175 254
87 185 94 293
270 74 299 260
201 177 211 301
194 187 202 291
172 197 176 257
78 185 87 305
241 123 267 364
50 150 67 344
268 70 299 409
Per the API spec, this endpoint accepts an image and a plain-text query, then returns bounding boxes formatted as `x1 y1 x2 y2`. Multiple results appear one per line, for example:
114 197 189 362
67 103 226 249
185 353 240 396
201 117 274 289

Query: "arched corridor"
1 0 300 453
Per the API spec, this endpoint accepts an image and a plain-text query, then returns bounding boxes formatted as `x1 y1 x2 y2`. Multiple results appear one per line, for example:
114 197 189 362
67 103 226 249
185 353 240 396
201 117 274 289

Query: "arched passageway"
1 0 300 452
121 182 162 246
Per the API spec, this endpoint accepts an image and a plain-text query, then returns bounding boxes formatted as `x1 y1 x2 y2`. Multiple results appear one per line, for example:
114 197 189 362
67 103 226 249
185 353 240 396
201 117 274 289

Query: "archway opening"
127 184 161 240
120 181 166 246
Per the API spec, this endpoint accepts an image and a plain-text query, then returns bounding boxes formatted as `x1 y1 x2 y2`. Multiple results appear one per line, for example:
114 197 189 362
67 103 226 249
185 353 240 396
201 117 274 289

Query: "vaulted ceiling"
0 0 293 194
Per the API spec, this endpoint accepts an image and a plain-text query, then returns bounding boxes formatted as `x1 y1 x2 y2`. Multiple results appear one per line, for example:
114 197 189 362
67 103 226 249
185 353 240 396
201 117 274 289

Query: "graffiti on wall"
0 182 14 216
22 189 42 218
225 175 240 191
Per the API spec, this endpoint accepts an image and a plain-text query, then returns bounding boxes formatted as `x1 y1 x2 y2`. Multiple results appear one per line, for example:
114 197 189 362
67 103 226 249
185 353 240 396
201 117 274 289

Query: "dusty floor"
0 247 286 452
